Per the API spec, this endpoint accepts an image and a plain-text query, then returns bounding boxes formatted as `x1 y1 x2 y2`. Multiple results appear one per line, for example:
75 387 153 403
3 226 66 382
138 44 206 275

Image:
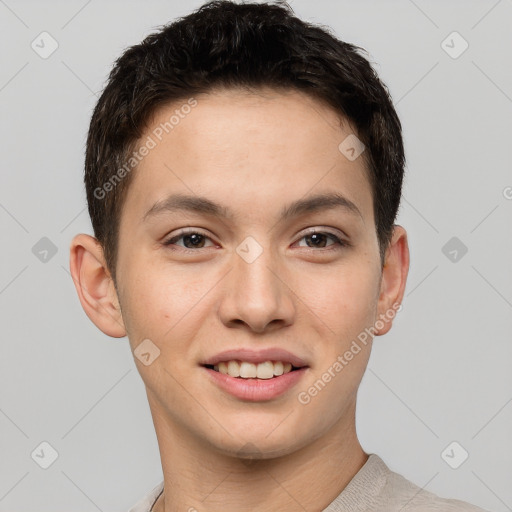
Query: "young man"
69 1 490 511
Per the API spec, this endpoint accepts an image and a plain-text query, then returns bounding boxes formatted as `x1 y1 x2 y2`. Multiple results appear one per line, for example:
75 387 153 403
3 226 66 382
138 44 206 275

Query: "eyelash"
162 228 349 253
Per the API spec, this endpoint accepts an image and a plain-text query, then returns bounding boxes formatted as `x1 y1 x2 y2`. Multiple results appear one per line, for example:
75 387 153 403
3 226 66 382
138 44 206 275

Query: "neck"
150 398 367 512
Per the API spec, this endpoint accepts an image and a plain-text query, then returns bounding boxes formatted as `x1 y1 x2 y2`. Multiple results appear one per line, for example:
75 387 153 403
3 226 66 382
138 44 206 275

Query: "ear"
374 225 410 336
69 233 127 338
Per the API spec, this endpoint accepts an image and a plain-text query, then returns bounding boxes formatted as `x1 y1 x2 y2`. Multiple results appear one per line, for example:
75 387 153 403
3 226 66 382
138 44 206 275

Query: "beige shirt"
128 453 490 511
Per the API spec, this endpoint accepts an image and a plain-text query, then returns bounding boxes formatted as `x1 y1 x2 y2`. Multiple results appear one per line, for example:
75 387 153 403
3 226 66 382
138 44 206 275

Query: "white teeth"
239 362 257 378
211 360 297 378
273 361 284 376
227 360 240 377
256 361 274 379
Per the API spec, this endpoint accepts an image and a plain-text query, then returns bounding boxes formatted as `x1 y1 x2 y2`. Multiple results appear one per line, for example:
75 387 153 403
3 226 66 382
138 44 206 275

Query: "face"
112 87 398 458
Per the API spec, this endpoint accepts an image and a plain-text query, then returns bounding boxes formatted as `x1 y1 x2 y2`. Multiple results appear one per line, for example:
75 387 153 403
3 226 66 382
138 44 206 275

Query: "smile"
205 360 301 379
202 363 308 402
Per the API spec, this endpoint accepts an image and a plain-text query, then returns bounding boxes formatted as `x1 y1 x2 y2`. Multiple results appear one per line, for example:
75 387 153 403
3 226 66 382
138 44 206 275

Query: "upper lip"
201 348 308 368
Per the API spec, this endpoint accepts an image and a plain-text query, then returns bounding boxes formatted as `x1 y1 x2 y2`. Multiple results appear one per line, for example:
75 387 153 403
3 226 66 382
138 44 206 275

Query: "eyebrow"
142 192 363 223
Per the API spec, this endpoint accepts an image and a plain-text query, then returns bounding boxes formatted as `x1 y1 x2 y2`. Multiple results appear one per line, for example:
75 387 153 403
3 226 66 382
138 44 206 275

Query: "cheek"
121 259 211 345
116 256 171 340
302 261 380 336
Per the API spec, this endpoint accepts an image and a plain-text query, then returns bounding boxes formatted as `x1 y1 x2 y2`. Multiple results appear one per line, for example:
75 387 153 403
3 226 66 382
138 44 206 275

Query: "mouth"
202 360 306 379
201 359 309 401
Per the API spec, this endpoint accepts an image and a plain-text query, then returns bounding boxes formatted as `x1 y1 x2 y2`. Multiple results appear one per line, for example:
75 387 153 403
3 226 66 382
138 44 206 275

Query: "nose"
217 242 296 334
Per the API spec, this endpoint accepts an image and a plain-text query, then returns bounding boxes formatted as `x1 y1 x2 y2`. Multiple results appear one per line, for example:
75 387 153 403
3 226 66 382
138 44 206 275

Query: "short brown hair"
84 0 405 286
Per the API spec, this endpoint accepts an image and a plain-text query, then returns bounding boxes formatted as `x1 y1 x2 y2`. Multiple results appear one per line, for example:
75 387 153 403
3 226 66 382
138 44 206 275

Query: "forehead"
121 87 373 228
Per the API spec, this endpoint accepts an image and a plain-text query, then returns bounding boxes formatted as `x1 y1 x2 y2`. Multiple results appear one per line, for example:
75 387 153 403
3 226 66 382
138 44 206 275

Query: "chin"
215 436 304 462
205 417 317 460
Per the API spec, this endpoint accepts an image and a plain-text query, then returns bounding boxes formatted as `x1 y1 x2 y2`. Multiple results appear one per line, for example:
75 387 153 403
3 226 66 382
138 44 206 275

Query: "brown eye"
296 231 347 250
163 230 215 251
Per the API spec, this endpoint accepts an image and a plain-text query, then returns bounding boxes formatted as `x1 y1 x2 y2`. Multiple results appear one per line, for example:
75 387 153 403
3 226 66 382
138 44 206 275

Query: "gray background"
1 0 511 510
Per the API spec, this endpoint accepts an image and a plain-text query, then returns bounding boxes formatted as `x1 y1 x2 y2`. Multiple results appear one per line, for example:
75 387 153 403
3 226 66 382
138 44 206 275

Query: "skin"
70 87 409 512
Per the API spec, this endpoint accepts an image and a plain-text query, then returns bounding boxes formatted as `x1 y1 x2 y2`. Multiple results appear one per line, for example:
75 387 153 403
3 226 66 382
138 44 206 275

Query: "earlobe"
69 234 127 338
374 225 410 336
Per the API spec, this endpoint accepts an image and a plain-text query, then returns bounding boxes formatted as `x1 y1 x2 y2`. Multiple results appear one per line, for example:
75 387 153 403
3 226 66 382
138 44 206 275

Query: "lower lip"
203 367 308 402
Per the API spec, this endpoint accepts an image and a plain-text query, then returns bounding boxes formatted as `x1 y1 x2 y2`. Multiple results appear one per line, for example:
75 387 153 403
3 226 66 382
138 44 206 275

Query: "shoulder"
377 456 491 511
324 454 491 512
127 480 164 512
